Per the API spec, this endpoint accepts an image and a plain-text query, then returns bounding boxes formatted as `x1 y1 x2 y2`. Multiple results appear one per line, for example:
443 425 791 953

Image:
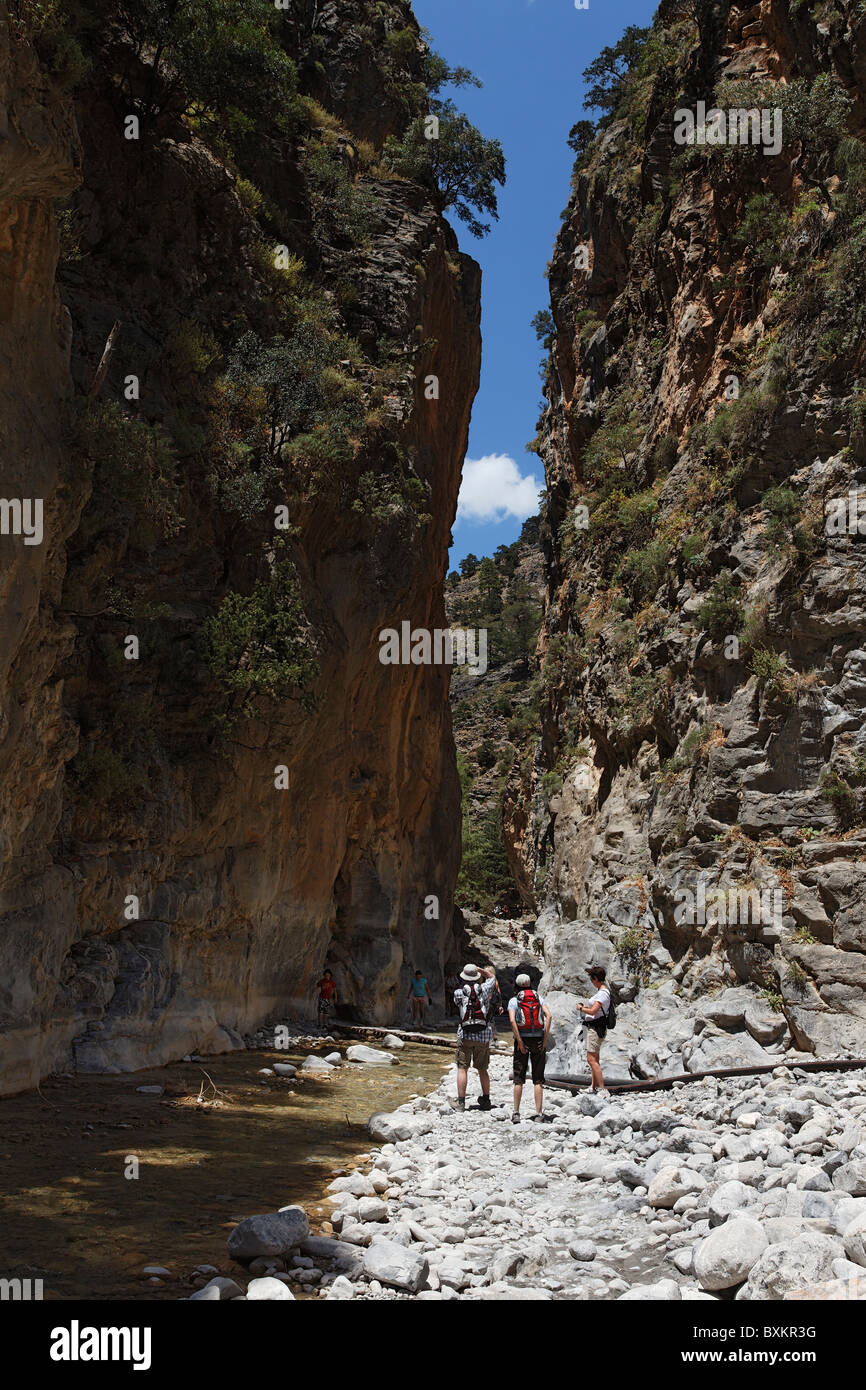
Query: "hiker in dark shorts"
508 972 553 1124
314 969 337 1028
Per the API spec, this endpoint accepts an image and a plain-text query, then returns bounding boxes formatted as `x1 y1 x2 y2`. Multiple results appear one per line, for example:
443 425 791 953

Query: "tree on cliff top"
382 55 506 237
581 24 650 119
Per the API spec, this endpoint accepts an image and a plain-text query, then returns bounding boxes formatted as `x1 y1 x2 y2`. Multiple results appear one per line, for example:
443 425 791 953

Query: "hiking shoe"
511 1111 521 1124
477 1095 493 1111
454 1097 465 1111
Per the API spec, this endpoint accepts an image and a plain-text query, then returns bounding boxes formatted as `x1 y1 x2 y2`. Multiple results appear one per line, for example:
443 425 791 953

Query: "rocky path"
286 1056 866 1301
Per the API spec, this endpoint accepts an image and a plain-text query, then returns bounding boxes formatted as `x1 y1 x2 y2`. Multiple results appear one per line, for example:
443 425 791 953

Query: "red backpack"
515 989 544 1036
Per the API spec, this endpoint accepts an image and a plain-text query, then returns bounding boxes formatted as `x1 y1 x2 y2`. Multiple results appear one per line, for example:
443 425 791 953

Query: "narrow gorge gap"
1 0 866 1329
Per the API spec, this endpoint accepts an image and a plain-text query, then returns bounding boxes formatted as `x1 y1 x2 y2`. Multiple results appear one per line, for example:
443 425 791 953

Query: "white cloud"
456 454 541 524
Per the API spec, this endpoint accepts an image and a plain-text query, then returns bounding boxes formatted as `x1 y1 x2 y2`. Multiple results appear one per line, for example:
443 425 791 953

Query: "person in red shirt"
314 970 338 1029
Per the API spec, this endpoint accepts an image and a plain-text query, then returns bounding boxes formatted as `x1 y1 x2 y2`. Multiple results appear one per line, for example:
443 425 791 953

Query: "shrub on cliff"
696 570 743 638
222 326 364 478
110 0 303 141
72 401 183 539
617 539 670 602
200 557 319 720
304 144 375 249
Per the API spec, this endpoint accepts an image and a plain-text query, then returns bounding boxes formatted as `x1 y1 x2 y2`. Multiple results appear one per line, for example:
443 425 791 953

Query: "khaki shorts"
586 1027 603 1057
456 1038 490 1070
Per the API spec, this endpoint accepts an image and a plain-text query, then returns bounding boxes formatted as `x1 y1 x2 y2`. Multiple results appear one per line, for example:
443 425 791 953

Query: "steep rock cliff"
0 1 480 1092
526 0 866 1070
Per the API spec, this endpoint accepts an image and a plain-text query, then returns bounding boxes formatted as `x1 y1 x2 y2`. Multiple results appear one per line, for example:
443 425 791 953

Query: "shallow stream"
0 1041 450 1300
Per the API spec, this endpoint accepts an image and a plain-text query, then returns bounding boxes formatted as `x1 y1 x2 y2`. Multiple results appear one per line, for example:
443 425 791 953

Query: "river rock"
648 1166 706 1208
362 1239 429 1292
299 1055 335 1074
246 1276 295 1301
833 1161 866 1196
618 1279 682 1300
347 1044 397 1066
708 1180 757 1226
299 1237 364 1272
368 1111 434 1143
189 1283 222 1300
273 1063 297 1076
694 1218 768 1291
357 1197 387 1223
739 1233 839 1300
324 1052 342 1065
843 1212 866 1267
227 1208 310 1261
325 1275 355 1300
383 1034 406 1049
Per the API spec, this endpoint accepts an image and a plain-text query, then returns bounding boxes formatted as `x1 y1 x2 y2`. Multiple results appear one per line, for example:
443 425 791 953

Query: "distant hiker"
407 970 433 1027
315 969 338 1029
453 964 497 1112
444 968 460 1016
578 966 612 1094
508 972 552 1123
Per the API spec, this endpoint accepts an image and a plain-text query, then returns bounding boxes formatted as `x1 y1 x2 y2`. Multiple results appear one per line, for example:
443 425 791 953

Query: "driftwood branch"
88 319 121 399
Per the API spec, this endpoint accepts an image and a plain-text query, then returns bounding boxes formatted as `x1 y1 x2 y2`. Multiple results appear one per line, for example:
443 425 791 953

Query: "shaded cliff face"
525 0 866 1063
0 1 480 1093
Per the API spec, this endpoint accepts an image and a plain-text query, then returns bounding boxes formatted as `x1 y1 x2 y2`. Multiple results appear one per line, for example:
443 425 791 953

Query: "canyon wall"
0 1 478 1093
521 0 866 1071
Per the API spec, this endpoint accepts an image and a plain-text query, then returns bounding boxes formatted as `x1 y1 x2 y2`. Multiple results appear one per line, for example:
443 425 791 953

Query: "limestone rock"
227 1208 310 1261
695 1218 768 1291
362 1240 429 1293
347 1045 398 1066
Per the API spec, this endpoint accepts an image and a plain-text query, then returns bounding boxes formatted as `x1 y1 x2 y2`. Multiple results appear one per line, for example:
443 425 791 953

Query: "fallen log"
546 1055 866 1094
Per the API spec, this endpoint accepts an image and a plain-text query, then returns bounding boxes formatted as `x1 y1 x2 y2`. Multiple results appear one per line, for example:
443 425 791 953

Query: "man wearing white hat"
453 963 499 1112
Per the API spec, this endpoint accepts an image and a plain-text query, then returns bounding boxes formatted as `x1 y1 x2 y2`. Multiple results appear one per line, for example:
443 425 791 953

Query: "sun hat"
460 963 482 982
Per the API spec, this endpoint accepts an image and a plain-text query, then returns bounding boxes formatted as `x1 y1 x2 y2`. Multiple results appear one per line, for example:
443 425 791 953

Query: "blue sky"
410 0 656 569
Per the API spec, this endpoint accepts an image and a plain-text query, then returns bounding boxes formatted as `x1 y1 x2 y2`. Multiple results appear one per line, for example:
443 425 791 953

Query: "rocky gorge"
4 0 866 1316
0 0 479 1094
502 0 866 1080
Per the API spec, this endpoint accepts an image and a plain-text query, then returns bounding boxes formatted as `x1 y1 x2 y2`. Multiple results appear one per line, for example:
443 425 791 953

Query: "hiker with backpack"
508 972 553 1124
453 963 498 1112
578 965 614 1095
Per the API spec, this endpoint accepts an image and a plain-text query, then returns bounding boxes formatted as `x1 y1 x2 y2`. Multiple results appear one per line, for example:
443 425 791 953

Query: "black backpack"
588 989 616 1034
461 983 489 1032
